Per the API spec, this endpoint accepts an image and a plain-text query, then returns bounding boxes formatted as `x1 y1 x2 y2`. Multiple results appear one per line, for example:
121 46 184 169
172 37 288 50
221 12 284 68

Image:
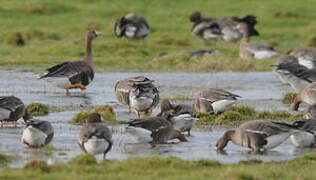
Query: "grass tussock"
70 105 117 124
282 93 297 105
0 153 11 166
197 105 304 126
26 103 49 116
24 160 49 173
2 153 316 179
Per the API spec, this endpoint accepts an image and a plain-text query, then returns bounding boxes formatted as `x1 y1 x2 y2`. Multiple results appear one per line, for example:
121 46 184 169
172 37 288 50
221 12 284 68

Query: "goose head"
216 130 235 151
87 30 102 41
190 11 202 23
87 113 103 123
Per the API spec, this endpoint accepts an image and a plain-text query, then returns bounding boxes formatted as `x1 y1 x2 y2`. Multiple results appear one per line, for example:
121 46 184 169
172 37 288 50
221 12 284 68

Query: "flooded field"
0 69 313 168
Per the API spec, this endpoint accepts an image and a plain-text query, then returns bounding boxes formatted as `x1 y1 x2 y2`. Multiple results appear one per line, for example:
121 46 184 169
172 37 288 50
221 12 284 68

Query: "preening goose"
0 96 30 128
291 82 316 111
39 30 101 95
216 120 301 152
78 113 113 159
194 88 241 114
114 76 159 118
21 119 54 148
114 13 150 39
128 116 187 146
158 99 198 136
235 22 277 59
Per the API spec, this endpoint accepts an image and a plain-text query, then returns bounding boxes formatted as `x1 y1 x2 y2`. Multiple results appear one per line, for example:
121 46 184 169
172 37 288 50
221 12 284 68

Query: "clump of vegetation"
24 160 49 173
197 105 302 126
70 154 97 166
0 153 11 166
6 33 25 46
308 36 316 47
26 103 49 116
282 93 297 105
24 30 61 41
70 105 117 124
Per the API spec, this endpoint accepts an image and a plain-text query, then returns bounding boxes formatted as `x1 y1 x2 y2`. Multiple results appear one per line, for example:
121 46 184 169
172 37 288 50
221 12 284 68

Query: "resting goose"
78 113 113 159
114 76 159 118
39 30 101 95
291 82 316 111
158 99 198 136
21 119 54 148
194 88 241 114
128 116 187 146
0 96 30 128
216 120 301 152
288 48 316 69
235 22 277 59
114 13 150 39
290 118 316 148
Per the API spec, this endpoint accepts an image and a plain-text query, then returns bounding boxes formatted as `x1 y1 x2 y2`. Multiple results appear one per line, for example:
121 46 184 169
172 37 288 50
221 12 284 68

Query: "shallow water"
0 69 313 168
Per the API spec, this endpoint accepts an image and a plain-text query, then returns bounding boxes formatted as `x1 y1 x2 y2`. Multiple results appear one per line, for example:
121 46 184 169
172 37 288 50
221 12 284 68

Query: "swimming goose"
216 120 301 152
194 88 241 114
114 76 159 118
235 22 277 59
288 48 316 69
291 82 316 111
21 119 54 148
78 113 113 159
39 30 101 95
128 116 187 145
0 96 30 128
290 118 316 147
190 11 222 41
158 99 198 136
114 13 150 39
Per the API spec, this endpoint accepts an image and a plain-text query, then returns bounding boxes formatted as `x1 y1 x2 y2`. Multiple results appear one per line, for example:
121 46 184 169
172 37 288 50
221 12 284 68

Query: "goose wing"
128 117 171 132
275 62 316 83
79 124 112 143
0 96 24 112
241 120 295 137
200 88 241 102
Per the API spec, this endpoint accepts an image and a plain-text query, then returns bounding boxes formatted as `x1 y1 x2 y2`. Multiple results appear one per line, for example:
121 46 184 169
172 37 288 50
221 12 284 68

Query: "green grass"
70 105 118 124
26 102 50 116
282 93 297 105
1 153 316 179
0 0 316 71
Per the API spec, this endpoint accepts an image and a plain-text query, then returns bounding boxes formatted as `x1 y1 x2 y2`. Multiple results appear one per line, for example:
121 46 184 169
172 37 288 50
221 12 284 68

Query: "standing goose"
291 82 316 111
21 119 54 148
290 118 316 148
114 76 159 118
78 113 113 159
158 99 198 136
114 13 150 39
0 96 29 128
39 30 101 95
194 88 241 114
216 120 301 152
128 116 187 146
235 22 277 59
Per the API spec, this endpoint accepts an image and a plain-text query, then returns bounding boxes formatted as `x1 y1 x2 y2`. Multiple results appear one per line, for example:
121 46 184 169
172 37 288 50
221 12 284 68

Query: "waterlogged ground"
0 69 313 168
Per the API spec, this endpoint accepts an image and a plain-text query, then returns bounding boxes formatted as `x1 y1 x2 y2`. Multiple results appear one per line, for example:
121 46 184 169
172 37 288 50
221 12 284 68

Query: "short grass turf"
0 0 316 72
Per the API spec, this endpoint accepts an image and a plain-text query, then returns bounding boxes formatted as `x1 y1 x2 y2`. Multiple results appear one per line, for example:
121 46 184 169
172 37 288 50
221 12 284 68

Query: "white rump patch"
298 58 314 69
0 108 11 120
125 26 137 38
254 51 278 59
290 131 315 148
129 96 153 112
211 100 236 114
44 77 70 89
171 114 198 132
22 126 47 147
264 132 292 149
203 29 221 40
83 136 109 155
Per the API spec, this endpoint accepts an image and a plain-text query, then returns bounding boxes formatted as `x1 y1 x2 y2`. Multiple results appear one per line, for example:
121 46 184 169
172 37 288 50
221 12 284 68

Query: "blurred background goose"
235 22 277 59
78 113 113 159
291 82 316 111
0 96 30 128
115 76 159 118
128 116 187 146
194 88 241 114
39 30 101 95
158 99 198 136
21 119 54 148
216 120 302 152
114 13 150 39
288 48 316 69
290 118 316 148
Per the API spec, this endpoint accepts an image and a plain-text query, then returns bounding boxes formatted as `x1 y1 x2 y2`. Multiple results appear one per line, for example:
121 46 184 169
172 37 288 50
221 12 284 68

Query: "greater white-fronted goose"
78 113 113 159
190 11 222 41
194 88 241 114
288 48 316 69
273 54 300 85
158 99 198 136
235 22 277 59
114 76 159 118
291 82 316 111
114 13 150 39
290 118 316 148
21 119 54 148
39 30 101 95
128 116 187 146
216 120 301 152
0 96 30 128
